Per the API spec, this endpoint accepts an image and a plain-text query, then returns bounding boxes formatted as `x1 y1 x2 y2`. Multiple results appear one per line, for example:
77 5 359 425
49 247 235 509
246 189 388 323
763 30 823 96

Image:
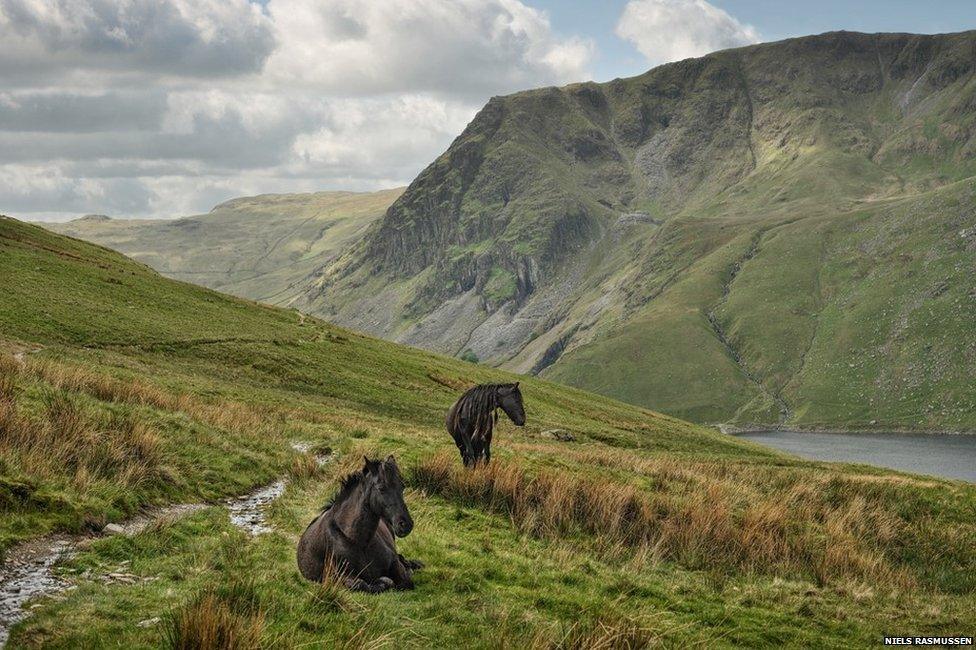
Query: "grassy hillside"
1 217 974 647
44 188 402 306
294 30 976 431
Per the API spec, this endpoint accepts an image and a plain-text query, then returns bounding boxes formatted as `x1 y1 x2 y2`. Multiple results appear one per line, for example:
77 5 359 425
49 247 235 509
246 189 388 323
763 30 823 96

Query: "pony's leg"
460 437 478 467
343 576 394 593
470 436 485 466
398 553 424 571
342 576 373 592
373 576 395 592
389 558 415 590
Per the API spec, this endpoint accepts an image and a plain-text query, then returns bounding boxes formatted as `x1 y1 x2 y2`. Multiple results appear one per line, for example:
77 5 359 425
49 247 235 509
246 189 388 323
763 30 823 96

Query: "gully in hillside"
446 382 526 467
297 456 423 592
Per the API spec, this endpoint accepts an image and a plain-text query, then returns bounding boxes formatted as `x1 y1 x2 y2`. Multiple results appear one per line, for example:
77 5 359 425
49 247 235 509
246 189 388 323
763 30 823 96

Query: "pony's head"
361 455 413 537
497 382 525 426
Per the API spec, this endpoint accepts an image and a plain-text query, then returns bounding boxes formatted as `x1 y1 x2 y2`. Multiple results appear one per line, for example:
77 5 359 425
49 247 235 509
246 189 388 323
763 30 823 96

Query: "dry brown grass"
0 386 172 489
412 452 913 587
0 357 18 435
288 453 325 485
21 357 278 437
164 591 264 650
495 610 675 650
0 351 182 492
550 615 667 650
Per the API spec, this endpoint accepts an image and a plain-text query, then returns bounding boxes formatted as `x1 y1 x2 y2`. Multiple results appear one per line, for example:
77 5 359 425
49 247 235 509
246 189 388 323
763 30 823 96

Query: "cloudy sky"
3 0 975 221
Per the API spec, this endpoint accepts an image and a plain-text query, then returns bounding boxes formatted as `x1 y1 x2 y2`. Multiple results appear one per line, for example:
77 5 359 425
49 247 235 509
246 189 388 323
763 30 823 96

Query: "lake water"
735 430 976 483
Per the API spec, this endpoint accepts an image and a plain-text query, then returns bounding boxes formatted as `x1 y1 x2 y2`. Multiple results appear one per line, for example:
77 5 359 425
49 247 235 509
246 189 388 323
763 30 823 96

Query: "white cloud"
0 0 276 83
292 96 475 178
265 0 593 97
0 164 157 216
0 0 594 220
616 0 760 66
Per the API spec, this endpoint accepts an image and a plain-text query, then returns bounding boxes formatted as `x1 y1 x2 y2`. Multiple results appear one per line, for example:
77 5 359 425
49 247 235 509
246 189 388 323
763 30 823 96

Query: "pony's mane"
459 383 506 405
320 470 364 513
450 383 509 438
319 458 403 513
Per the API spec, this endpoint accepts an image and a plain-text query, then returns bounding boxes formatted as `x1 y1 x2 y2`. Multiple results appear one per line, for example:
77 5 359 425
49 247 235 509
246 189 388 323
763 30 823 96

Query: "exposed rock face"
302 30 976 429
45 31 976 430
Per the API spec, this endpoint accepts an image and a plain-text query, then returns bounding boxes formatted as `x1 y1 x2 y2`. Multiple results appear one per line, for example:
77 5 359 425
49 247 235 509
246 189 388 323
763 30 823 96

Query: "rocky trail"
0 443 333 647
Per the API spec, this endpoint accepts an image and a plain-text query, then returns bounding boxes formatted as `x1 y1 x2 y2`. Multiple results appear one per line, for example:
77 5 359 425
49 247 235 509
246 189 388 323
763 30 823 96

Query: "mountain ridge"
302 29 976 429
37 30 976 430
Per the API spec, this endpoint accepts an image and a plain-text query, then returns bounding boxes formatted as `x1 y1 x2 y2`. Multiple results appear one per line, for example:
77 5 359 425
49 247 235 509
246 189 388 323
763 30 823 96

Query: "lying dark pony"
297 455 422 592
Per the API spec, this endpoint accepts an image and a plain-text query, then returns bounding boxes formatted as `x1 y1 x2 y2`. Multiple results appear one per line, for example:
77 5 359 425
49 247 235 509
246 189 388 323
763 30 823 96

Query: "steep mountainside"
301 30 976 430
45 188 402 305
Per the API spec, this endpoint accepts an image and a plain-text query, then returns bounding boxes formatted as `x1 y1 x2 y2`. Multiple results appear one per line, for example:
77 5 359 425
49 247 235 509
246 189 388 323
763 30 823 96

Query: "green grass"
16 447 976 648
2 217 975 647
484 267 518 305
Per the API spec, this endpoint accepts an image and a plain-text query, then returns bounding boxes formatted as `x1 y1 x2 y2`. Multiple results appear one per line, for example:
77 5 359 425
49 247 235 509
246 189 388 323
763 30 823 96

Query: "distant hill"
45 188 403 306
302 30 976 431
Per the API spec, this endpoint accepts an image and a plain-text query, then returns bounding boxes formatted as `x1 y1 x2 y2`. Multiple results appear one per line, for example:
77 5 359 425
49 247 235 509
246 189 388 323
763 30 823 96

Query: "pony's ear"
362 456 374 474
385 454 397 467
513 381 519 389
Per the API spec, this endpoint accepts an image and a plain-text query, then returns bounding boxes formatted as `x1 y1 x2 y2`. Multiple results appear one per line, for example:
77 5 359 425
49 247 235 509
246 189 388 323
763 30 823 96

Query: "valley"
46 188 402 306
44 31 976 434
2 215 975 646
4 0 976 644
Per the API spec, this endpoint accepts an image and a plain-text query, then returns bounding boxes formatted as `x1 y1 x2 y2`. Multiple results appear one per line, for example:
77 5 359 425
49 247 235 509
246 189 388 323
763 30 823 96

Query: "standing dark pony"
297 455 423 592
446 382 525 467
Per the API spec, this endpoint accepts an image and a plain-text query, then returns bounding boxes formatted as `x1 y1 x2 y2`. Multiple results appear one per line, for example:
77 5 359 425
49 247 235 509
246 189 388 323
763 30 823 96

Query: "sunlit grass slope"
1 216 974 648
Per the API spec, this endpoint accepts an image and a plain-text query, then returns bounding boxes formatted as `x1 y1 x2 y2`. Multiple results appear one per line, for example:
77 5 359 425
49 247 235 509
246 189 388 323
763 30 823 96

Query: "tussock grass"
412 453 913 587
548 614 668 650
497 612 671 650
307 557 354 614
287 453 325 485
22 357 277 437
0 363 18 436
164 589 264 650
165 544 266 650
0 378 170 490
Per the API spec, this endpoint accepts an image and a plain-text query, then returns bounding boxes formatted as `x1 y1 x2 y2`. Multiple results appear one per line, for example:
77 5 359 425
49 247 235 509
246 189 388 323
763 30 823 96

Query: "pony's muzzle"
394 517 413 537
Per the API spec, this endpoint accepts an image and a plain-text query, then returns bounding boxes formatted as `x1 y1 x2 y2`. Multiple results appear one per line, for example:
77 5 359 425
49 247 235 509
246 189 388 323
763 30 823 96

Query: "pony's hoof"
374 577 395 592
406 559 425 571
